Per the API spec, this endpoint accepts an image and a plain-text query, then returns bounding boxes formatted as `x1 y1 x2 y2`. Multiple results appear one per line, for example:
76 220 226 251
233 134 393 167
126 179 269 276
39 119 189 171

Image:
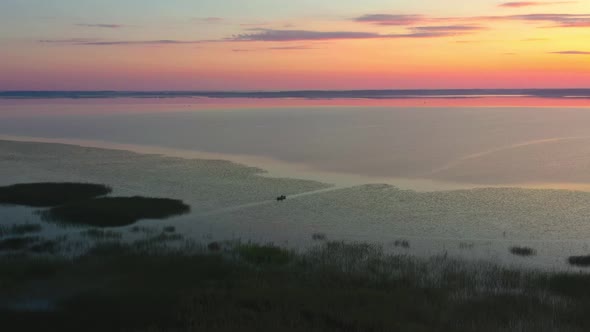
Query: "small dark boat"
276 195 287 201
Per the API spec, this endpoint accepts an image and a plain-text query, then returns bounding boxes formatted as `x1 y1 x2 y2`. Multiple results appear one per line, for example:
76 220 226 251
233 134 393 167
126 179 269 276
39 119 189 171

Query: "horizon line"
2 88 590 100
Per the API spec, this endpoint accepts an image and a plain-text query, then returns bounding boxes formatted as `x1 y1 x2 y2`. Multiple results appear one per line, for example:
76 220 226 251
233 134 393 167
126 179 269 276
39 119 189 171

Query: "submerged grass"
0 224 41 237
0 236 68 254
459 242 475 250
394 239 410 248
162 226 176 233
80 229 123 240
510 246 537 257
29 239 62 254
207 241 222 252
0 236 40 251
311 233 327 241
2 239 590 331
0 183 111 207
42 196 191 227
128 225 157 234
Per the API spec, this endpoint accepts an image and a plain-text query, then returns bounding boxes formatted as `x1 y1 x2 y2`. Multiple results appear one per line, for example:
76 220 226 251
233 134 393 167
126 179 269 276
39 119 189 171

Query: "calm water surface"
1 97 590 269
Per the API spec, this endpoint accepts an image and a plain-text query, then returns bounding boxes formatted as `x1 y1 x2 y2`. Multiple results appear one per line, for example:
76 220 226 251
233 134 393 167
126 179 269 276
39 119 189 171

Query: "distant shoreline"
2 89 590 100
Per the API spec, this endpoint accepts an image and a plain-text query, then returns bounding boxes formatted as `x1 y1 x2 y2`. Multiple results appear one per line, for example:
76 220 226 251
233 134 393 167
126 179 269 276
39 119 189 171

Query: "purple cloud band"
550 50 590 54
229 27 478 42
40 8 590 48
499 1 576 8
76 23 126 28
40 39 202 45
354 14 425 26
354 12 590 28
410 25 485 32
231 29 383 41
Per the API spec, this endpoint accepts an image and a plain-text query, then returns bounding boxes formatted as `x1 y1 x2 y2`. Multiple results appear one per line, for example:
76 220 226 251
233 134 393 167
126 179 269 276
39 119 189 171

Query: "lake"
1 96 590 269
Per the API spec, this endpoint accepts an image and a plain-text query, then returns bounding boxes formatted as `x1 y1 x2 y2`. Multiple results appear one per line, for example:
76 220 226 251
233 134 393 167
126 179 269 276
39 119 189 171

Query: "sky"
1 0 589 90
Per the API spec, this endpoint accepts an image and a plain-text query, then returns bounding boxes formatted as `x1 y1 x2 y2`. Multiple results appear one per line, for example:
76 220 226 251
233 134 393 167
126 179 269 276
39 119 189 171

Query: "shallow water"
2 97 590 269
1 139 590 270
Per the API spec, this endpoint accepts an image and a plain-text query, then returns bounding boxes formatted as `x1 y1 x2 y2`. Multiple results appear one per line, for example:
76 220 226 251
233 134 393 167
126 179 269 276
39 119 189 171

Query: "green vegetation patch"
43 196 190 227
0 183 111 207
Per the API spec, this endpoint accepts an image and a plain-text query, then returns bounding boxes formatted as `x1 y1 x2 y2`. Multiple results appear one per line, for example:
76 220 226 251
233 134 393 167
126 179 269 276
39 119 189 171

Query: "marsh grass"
42 196 190 227
163 226 176 233
237 243 291 265
128 226 157 234
311 233 327 241
0 254 68 295
459 242 475 250
0 236 40 251
29 239 62 254
2 240 590 332
0 224 41 237
131 232 184 251
81 229 123 240
0 183 111 207
510 246 537 257
0 235 70 254
394 239 410 248
207 241 222 252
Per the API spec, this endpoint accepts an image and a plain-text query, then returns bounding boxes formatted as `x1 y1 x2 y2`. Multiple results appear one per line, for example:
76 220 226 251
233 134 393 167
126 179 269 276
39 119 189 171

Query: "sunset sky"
1 0 589 90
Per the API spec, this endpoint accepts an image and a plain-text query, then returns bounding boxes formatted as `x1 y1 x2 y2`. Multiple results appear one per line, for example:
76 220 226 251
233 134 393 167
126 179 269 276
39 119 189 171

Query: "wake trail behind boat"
195 186 346 217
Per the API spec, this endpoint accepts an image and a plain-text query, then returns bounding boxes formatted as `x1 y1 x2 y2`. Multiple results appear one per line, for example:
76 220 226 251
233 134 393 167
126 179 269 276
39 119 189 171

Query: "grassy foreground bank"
1 237 590 332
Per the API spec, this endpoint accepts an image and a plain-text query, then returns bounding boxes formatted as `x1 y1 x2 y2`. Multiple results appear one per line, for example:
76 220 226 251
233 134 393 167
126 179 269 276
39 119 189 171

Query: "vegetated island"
42 196 191 227
0 182 111 207
0 182 190 227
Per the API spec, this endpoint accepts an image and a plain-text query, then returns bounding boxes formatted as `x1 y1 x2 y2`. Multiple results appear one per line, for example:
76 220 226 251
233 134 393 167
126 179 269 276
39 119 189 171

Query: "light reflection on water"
2 99 590 189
